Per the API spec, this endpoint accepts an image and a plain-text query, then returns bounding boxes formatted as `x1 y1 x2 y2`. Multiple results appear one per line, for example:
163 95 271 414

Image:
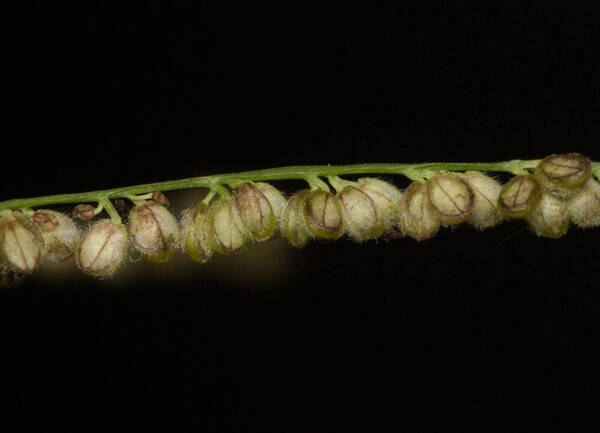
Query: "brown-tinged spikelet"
566 177 600 228
73 204 96 221
426 172 474 225
460 171 504 229
535 153 591 198
0 211 45 273
231 182 277 242
400 182 440 241
280 190 311 248
526 193 570 238
498 174 542 219
128 202 181 263
32 209 81 263
255 182 287 225
337 186 384 240
303 189 344 240
205 198 245 255
151 191 170 207
356 177 403 230
76 219 128 278
180 202 213 263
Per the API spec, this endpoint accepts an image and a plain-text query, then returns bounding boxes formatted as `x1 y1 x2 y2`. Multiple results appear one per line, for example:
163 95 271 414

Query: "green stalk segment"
0 159 550 212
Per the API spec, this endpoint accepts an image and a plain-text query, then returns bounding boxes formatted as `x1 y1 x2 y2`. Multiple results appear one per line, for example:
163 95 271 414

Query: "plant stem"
0 159 571 211
98 198 122 224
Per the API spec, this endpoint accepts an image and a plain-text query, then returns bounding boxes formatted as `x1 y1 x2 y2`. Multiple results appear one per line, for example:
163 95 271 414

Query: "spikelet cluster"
177 182 286 264
526 152 597 237
1 208 82 284
1 153 598 284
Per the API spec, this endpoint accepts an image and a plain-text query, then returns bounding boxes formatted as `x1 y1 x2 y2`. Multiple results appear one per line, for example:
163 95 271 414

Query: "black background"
2 2 600 431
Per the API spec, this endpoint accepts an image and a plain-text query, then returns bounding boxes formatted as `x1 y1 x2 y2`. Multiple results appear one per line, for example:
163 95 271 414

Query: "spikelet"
400 182 440 241
128 202 181 263
32 210 81 263
337 185 384 241
426 172 474 225
76 219 128 278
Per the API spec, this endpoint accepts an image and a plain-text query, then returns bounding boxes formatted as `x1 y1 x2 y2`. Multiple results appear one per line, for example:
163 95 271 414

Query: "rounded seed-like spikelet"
566 177 600 228
180 203 213 263
356 177 403 229
280 190 311 248
151 191 170 207
337 186 384 241
255 182 287 224
128 202 181 263
231 182 277 242
32 209 81 263
0 211 45 274
303 190 344 240
426 172 474 225
535 153 591 198
498 174 542 219
526 193 570 238
76 219 128 278
73 204 96 221
460 171 504 229
400 182 440 241
205 198 245 255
